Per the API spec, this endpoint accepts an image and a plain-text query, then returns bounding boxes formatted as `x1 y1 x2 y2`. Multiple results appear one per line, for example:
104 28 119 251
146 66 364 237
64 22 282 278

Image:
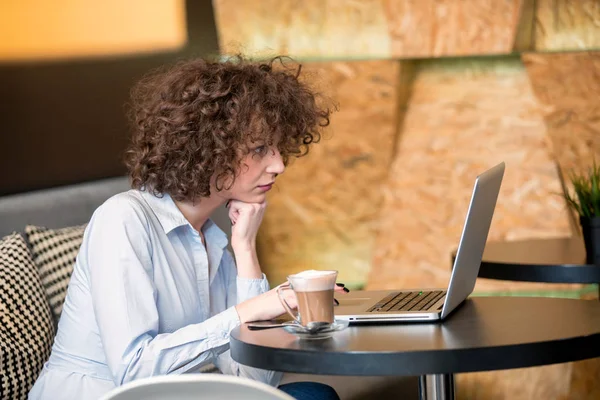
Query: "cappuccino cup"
277 270 338 327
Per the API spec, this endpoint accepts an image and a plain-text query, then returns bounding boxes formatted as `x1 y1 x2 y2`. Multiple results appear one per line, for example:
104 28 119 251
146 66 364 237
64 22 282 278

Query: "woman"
29 56 342 400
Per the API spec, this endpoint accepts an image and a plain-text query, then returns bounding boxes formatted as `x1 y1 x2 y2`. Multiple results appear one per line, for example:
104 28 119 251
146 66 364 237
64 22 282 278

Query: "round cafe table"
230 296 600 400
473 237 600 283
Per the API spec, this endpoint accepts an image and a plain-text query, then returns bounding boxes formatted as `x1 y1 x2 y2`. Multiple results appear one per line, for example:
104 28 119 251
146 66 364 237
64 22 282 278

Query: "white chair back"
99 374 294 400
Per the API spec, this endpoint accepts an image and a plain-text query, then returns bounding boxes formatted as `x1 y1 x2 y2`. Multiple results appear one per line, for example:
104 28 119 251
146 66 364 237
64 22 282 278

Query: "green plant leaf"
563 159 600 218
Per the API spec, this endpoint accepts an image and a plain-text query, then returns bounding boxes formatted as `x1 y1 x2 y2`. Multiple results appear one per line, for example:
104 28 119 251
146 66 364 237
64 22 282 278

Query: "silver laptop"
336 162 505 323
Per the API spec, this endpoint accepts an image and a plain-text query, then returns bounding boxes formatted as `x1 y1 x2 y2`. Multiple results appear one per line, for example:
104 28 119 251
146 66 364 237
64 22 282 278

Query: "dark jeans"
278 382 341 400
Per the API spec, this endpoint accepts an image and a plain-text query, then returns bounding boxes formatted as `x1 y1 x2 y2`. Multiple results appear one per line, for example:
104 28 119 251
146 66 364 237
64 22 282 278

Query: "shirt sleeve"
86 198 242 385
214 249 282 386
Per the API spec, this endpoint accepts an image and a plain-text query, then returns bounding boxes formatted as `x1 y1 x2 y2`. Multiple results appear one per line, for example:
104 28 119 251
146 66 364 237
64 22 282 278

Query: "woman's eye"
253 146 267 155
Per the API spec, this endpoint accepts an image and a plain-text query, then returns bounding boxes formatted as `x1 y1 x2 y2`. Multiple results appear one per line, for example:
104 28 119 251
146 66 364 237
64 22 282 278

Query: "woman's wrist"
231 238 256 253
235 301 252 324
236 292 270 323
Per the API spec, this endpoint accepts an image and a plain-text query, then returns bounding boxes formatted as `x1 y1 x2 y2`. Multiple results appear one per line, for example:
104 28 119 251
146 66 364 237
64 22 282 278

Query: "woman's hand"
235 284 295 323
235 282 350 323
227 200 266 252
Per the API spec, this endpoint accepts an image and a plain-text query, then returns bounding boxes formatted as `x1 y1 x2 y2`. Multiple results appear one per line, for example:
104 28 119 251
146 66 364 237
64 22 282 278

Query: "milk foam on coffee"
290 270 336 292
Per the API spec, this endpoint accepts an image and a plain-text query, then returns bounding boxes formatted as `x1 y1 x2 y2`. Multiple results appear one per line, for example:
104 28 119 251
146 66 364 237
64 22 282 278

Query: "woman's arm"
214 250 282 386
226 200 266 279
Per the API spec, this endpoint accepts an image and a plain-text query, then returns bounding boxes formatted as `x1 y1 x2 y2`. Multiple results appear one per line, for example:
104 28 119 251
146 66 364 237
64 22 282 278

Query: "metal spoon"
247 322 296 330
247 321 331 334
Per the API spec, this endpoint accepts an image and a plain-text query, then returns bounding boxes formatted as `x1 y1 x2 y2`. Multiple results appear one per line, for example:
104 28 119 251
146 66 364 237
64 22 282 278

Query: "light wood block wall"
523 52 600 175
213 0 525 59
214 0 600 290
214 1 600 292
366 56 575 294
213 0 600 59
534 0 600 52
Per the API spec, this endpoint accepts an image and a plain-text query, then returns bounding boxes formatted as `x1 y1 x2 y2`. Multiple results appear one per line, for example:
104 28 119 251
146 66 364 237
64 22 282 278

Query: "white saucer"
283 320 349 340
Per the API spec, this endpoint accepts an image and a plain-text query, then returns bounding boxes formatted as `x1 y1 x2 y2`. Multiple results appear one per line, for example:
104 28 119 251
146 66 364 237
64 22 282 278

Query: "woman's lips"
257 183 273 191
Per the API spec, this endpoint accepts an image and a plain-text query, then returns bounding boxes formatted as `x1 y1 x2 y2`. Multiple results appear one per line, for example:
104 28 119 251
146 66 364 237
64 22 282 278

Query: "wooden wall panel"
212 0 391 60
534 0 600 52
457 363 573 400
214 0 600 57
213 0 525 60
522 52 600 175
257 60 401 287
367 56 574 294
382 0 524 58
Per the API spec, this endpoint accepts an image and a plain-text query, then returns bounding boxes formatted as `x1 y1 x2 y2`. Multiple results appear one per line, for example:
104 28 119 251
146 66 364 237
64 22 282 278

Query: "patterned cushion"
25 225 86 318
0 233 54 400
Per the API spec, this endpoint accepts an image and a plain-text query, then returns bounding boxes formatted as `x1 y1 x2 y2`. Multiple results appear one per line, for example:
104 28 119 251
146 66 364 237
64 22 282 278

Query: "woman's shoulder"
90 190 151 227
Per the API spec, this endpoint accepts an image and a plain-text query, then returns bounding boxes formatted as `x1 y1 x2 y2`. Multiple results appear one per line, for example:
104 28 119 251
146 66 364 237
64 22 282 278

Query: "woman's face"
223 142 285 203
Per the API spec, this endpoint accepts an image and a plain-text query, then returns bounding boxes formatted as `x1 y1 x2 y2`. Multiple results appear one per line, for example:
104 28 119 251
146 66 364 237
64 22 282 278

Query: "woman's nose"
267 149 285 174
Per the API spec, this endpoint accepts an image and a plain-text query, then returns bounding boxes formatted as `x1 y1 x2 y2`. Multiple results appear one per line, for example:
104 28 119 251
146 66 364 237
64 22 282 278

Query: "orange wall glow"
0 0 187 61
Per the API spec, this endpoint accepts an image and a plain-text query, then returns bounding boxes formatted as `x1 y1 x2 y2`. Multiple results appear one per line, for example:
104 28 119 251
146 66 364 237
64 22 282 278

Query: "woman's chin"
231 193 267 204
250 194 268 203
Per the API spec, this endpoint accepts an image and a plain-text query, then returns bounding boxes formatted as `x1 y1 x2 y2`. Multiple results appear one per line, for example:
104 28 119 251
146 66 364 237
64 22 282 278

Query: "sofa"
0 177 416 399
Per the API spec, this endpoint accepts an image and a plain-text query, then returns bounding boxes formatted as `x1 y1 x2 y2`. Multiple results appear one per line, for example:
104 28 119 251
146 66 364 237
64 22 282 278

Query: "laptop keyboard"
367 290 446 313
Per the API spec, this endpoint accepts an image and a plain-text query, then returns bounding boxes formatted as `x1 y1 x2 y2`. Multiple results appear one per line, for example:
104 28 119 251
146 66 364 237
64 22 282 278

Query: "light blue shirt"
29 190 280 400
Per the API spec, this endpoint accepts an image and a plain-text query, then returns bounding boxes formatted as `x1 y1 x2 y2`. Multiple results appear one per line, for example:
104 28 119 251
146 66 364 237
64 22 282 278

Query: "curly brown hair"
125 55 333 201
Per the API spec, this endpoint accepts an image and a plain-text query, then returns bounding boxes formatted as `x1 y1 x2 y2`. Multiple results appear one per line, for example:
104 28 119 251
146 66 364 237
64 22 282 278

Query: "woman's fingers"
227 202 239 225
335 283 350 293
229 200 268 248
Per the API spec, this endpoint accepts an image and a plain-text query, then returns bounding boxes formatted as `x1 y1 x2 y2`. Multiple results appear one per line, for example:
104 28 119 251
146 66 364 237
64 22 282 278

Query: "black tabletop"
230 297 600 376
473 237 600 283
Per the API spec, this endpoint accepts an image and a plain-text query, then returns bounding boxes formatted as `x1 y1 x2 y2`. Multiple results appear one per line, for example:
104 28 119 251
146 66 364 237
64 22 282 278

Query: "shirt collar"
202 219 228 251
139 190 228 250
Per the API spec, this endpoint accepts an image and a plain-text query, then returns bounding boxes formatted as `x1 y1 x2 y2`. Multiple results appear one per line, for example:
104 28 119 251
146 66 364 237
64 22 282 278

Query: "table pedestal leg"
418 374 455 400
